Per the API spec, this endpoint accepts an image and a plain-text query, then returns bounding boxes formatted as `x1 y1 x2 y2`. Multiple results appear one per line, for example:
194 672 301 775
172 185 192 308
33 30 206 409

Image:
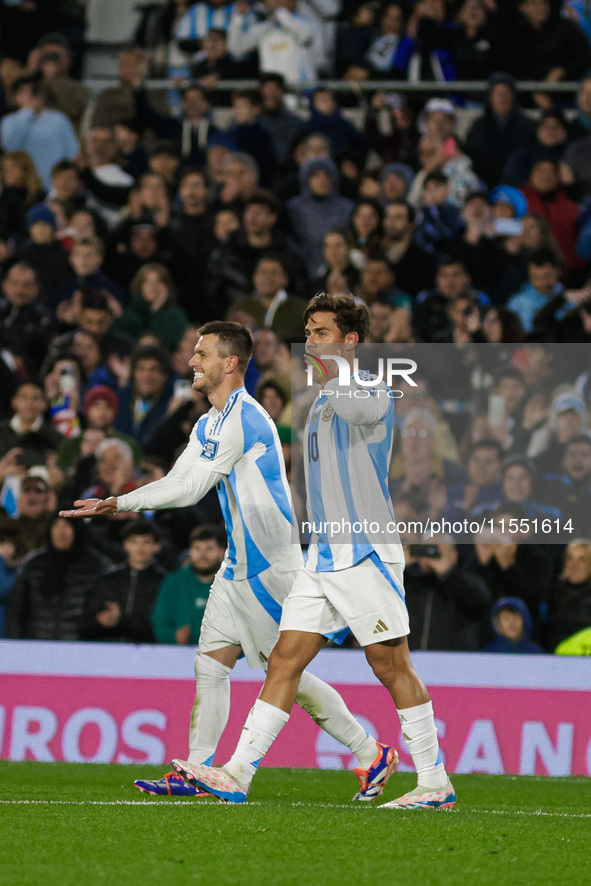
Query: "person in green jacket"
228 254 305 342
114 262 189 350
151 524 226 645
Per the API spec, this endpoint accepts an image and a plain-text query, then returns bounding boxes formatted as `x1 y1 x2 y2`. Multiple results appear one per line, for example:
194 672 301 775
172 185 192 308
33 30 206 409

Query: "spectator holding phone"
404 537 491 651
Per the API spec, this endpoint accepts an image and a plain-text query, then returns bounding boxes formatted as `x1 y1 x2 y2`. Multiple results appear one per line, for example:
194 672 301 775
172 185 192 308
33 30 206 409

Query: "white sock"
296 670 378 769
224 699 289 788
398 700 448 790
187 653 231 765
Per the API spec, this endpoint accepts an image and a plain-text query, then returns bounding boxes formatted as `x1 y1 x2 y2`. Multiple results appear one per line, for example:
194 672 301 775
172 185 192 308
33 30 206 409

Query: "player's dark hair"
197 321 254 373
189 524 227 547
304 293 371 344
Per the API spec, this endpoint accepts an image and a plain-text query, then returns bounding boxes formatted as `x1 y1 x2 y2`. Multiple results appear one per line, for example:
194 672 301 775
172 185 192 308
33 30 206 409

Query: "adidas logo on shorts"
373 619 389 634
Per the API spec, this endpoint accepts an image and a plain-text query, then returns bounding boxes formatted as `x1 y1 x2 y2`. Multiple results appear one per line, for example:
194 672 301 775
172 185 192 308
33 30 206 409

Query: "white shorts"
280 554 409 647
198 565 298 669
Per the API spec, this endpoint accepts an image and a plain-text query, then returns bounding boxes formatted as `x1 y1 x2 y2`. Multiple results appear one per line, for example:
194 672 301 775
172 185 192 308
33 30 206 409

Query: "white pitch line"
0 800 589 818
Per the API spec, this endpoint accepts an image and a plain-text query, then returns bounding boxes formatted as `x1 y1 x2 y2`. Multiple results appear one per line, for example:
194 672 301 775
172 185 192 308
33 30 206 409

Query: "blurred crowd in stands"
1 0 591 656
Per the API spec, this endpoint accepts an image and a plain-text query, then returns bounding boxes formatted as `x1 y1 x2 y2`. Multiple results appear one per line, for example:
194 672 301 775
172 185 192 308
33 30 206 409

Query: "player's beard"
193 366 224 396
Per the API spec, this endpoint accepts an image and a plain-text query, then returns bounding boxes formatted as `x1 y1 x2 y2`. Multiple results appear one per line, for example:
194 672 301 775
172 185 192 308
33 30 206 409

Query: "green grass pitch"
0 763 588 886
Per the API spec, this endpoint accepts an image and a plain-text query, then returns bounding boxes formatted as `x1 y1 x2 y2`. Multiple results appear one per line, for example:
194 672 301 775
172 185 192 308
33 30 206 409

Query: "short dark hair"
304 293 371 344
207 27 227 39
149 141 179 159
189 524 227 547
12 74 43 96
79 286 111 312
51 159 79 178
528 248 562 270
259 72 286 89
565 433 591 451
244 189 280 215
469 438 503 459
436 255 465 272
387 199 415 224
494 366 525 386
256 378 287 407
178 166 205 186
232 88 263 108
121 520 160 542
254 252 287 274
181 82 208 100
131 343 171 376
197 321 254 373
424 171 448 187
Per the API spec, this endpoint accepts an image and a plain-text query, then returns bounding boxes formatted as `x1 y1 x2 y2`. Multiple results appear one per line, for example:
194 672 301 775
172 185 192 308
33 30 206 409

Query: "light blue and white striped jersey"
117 387 302 583
175 2 236 42
196 387 302 580
303 374 404 572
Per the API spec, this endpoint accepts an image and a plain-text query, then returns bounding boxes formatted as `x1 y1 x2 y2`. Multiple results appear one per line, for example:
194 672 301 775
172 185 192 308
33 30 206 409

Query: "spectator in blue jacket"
483 597 545 654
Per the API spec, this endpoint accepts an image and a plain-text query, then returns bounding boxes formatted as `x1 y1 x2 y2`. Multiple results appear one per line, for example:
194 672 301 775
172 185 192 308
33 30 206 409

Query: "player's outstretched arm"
59 497 118 518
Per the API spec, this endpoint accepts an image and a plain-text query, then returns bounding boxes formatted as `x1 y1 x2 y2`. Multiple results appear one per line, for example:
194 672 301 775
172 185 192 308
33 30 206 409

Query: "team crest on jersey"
322 405 334 421
200 439 219 460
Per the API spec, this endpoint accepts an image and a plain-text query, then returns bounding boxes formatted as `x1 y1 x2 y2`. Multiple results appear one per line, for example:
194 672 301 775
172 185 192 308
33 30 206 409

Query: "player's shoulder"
240 392 279 443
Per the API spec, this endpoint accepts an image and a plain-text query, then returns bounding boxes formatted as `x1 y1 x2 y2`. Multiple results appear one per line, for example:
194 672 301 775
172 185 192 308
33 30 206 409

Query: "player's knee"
267 642 305 680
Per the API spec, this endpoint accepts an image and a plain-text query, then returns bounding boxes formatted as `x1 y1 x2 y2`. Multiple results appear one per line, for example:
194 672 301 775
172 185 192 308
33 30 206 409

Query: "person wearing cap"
417 98 457 141
464 73 537 189
528 390 588 472
17 203 71 302
57 385 142 478
0 469 53 556
0 74 78 191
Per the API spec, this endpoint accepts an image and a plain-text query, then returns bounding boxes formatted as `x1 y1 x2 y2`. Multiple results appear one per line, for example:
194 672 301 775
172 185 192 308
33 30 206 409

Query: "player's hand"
59 497 118 518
